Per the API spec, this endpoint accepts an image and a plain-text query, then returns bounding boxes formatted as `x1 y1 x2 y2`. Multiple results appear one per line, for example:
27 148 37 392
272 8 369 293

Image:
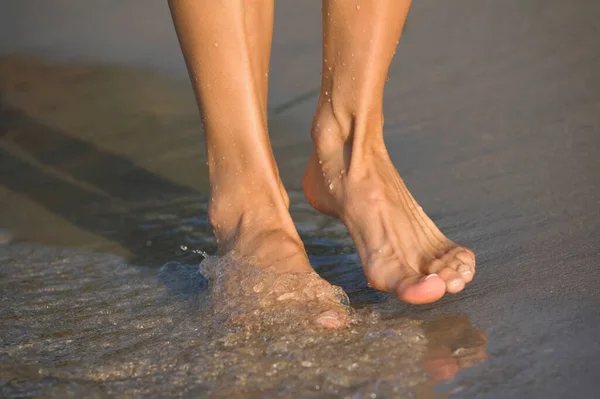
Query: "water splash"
199 252 353 331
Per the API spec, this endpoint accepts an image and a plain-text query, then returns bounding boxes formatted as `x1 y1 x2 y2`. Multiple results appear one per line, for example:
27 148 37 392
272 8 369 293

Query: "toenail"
318 314 338 320
458 264 472 275
423 273 439 281
315 311 345 328
447 278 464 291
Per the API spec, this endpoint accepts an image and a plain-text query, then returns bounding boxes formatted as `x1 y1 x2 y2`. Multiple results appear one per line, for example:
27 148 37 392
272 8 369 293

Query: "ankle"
310 103 348 152
208 184 289 241
311 101 386 162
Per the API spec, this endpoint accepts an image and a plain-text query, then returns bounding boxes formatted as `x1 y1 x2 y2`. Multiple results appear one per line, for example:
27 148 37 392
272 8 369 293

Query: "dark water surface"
1 0 600 398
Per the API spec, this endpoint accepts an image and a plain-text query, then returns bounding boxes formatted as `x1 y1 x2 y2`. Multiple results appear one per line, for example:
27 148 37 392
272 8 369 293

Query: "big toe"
395 274 447 304
314 310 347 329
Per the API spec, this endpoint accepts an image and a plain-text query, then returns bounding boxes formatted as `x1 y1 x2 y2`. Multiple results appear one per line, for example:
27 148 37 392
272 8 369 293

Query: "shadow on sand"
1 101 211 266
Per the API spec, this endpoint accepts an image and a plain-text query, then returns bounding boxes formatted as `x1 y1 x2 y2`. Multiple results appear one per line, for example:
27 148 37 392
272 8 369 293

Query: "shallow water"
0 243 487 398
2 0 600 398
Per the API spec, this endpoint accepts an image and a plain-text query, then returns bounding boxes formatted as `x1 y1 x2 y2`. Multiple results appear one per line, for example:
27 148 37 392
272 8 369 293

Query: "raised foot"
303 125 475 305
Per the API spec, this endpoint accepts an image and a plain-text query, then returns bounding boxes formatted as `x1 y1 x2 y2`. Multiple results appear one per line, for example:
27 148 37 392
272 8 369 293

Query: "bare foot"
303 109 475 304
209 189 349 328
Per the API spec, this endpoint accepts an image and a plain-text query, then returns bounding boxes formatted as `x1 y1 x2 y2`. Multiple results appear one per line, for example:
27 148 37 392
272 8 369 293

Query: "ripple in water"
0 243 486 398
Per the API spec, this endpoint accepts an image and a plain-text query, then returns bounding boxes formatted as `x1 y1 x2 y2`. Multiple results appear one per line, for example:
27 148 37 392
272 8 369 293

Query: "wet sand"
1 0 600 398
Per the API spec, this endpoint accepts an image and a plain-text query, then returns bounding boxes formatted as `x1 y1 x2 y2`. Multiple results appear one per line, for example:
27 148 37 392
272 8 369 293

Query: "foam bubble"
199 252 353 331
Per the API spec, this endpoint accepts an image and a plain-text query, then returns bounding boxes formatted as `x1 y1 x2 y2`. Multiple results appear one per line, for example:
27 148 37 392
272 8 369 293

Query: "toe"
444 257 474 283
457 263 474 283
440 246 476 282
425 258 446 275
454 248 476 280
314 310 347 329
455 247 476 268
395 273 447 304
438 266 466 294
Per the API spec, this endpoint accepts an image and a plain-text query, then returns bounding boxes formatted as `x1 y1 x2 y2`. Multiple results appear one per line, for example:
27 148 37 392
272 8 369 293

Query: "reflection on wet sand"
421 316 487 391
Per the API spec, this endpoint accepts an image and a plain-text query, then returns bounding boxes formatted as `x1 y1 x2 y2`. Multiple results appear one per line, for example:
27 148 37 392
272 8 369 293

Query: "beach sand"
1 0 600 397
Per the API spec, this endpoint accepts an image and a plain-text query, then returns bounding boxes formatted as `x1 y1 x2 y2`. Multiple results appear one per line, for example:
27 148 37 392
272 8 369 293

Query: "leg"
303 0 475 304
168 0 346 327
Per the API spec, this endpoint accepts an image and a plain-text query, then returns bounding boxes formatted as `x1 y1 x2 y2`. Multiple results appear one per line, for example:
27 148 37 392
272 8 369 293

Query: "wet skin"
304 108 475 305
168 0 475 327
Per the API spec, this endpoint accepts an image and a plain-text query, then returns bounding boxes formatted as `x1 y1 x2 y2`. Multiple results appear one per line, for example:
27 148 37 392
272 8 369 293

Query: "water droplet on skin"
325 91 329 96
356 5 361 10
329 183 334 190
214 42 219 47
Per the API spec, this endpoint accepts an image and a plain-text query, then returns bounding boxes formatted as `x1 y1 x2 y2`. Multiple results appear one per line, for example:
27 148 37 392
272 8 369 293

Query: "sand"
1 0 600 397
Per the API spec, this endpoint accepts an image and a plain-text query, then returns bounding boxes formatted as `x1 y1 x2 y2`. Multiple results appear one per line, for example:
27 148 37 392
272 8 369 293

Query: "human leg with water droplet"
303 0 476 304
168 0 348 327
